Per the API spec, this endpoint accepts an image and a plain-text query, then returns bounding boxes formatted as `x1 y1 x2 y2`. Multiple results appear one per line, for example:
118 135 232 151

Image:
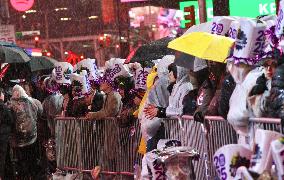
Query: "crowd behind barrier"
55 116 142 179
54 116 282 179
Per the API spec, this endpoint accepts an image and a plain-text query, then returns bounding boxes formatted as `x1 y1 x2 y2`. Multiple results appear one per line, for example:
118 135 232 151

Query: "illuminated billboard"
180 0 276 28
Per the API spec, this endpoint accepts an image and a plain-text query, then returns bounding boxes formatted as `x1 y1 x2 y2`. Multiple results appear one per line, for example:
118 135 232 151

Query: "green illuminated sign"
180 0 213 28
180 0 276 28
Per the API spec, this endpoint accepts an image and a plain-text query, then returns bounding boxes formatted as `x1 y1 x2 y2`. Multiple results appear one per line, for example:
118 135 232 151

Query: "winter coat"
91 91 104 112
88 91 122 120
247 75 271 118
166 66 193 116
182 89 198 115
218 74 236 119
195 79 216 115
8 97 39 147
42 93 64 137
207 89 221 116
227 67 264 133
266 64 284 118
0 100 14 178
66 97 89 117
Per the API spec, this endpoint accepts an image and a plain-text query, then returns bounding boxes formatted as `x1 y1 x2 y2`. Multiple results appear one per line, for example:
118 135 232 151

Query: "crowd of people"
3 9 284 180
0 51 282 179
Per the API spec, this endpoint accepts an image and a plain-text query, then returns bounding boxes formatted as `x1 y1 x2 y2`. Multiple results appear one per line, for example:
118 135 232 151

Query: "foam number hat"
74 58 99 82
249 129 282 174
213 144 253 179
70 70 91 98
275 0 284 39
211 16 236 36
228 20 240 40
53 62 73 85
270 137 284 179
134 65 152 90
168 32 235 63
232 18 267 65
104 58 131 81
259 15 278 56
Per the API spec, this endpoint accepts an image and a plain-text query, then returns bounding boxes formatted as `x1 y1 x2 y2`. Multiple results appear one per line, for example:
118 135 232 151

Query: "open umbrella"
183 21 212 35
168 32 235 63
127 37 175 63
29 56 58 72
0 45 31 63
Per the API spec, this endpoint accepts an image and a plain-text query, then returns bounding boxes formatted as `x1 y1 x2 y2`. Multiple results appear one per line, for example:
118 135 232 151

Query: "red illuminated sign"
10 0 34 12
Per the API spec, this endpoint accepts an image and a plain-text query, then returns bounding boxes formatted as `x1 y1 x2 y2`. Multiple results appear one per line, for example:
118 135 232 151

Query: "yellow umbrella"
168 32 235 63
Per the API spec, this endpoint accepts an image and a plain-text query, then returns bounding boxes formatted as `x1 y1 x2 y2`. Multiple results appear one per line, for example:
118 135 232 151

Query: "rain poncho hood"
166 66 193 116
147 55 174 107
157 55 175 78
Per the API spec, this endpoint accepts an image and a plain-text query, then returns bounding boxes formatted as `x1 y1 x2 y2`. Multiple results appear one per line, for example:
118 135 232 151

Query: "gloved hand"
249 74 267 96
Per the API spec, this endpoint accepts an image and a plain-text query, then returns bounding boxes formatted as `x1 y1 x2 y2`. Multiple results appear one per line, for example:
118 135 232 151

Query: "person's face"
264 59 277 80
134 96 142 106
168 71 176 83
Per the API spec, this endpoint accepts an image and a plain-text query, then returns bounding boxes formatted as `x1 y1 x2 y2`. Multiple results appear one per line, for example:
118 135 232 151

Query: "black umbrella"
29 56 58 72
129 37 175 63
0 45 31 63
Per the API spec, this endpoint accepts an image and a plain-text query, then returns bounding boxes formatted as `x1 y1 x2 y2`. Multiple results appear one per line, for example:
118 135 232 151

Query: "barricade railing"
163 115 237 180
54 116 282 179
249 117 281 132
55 116 142 179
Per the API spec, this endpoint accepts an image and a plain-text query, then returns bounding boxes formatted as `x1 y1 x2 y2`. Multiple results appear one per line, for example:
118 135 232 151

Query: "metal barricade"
203 116 238 179
163 117 207 180
55 116 142 179
249 117 282 133
163 116 238 180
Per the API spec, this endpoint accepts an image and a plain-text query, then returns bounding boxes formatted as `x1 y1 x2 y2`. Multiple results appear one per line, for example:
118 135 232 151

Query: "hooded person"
7 85 43 179
193 61 226 122
166 64 193 116
42 76 64 137
141 55 174 153
227 18 268 136
144 63 194 118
